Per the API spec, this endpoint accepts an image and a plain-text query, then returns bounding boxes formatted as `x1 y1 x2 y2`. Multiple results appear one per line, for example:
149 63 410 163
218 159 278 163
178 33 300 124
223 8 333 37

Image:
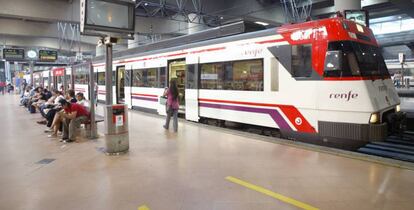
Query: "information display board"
344 10 369 27
39 50 58 62
80 0 135 34
2 48 25 60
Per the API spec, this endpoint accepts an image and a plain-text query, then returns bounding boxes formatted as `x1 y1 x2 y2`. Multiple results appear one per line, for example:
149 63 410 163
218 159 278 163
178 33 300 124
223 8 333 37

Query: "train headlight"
369 113 380 124
396 105 401 112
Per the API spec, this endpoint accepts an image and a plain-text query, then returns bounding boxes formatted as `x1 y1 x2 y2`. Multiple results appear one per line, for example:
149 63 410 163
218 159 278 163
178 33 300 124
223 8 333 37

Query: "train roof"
93 17 376 64
93 21 278 63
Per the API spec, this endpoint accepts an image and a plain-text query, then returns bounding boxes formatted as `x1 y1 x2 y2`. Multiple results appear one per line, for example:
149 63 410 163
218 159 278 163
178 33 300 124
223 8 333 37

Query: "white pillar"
334 0 361 12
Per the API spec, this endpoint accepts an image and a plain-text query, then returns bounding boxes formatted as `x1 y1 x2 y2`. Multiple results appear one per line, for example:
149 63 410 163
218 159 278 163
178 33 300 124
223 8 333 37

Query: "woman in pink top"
163 80 179 132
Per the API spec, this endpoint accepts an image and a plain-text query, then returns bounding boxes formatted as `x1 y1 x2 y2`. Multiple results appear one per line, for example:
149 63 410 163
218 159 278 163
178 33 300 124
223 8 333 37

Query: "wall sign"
3 48 25 60
39 50 58 62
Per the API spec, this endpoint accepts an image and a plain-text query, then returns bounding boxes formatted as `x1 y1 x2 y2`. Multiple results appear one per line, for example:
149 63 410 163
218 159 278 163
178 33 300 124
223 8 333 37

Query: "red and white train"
90 17 402 149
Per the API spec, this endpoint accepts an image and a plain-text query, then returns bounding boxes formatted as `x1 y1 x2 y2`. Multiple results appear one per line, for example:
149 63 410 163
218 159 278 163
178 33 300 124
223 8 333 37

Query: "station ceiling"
0 0 413 58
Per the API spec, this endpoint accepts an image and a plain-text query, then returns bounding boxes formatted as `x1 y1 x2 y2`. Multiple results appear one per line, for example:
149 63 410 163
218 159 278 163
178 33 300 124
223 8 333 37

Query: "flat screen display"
84 0 135 33
345 10 369 27
3 48 25 60
39 50 58 62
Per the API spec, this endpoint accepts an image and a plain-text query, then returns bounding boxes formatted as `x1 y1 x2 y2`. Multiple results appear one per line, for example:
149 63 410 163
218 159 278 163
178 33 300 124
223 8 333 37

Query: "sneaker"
44 129 53 133
60 137 68 142
36 120 47 124
163 125 168 130
48 134 57 138
63 139 74 143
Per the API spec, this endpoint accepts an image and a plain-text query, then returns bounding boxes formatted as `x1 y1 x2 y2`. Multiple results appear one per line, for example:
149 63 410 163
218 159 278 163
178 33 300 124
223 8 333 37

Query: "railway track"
358 132 414 163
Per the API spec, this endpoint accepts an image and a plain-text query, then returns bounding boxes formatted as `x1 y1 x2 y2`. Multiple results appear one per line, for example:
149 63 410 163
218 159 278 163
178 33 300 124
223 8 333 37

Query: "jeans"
62 116 88 140
164 109 178 132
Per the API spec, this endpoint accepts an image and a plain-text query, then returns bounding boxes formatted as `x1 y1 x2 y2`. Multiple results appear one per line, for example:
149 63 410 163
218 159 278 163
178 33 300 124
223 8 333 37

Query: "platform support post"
105 43 113 105
89 62 98 139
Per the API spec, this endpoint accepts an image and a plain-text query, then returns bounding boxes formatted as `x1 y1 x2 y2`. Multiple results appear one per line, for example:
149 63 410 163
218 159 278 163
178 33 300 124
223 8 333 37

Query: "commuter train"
89 17 402 149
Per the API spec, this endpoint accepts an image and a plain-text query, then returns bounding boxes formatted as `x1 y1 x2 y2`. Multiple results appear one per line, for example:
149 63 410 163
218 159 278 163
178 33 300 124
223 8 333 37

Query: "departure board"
39 50 58 62
3 48 25 60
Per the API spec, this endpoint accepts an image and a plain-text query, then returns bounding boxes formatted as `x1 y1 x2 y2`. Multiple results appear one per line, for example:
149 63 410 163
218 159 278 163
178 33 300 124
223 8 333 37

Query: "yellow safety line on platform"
138 205 150 210
226 176 319 210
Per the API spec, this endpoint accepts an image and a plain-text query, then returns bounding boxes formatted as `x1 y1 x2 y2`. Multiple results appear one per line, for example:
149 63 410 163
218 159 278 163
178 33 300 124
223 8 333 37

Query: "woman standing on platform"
163 79 179 132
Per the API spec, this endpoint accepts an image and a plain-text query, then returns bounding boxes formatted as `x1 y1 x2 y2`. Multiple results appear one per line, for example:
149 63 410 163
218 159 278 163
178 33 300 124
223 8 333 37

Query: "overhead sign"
3 48 25 60
80 0 136 34
39 50 58 62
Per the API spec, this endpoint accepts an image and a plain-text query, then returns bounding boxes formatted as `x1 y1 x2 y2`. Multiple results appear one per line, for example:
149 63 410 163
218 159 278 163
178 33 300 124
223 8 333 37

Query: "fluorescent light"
255 21 269 26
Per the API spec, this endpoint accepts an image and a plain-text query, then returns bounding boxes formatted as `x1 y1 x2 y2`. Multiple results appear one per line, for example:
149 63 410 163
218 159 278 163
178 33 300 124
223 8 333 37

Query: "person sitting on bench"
58 99 90 143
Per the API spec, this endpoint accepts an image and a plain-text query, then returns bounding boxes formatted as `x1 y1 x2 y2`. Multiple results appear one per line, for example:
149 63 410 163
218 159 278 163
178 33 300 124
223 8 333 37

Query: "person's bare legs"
51 113 62 135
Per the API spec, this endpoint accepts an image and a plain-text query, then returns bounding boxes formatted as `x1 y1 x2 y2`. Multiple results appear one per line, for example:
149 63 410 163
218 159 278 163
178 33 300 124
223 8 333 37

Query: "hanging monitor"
80 0 135 35
344 10 369 27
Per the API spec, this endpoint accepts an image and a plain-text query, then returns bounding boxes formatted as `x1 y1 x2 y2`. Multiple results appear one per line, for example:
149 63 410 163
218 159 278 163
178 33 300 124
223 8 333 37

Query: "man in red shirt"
58 99 90 142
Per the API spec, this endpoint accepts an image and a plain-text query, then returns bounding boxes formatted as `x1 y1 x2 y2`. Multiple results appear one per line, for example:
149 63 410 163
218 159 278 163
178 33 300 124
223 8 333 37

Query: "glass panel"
200 63 223 89
232 59 263 91
132 68 158 87
124 70 131 87
200 59 263 91
324 41 390 78
292 44 312 77
186 64 198 89
159 67 166 88
97 72 105 85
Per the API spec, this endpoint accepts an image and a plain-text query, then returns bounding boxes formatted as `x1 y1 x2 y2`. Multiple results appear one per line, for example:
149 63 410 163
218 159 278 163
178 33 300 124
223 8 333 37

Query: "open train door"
185 56 200 122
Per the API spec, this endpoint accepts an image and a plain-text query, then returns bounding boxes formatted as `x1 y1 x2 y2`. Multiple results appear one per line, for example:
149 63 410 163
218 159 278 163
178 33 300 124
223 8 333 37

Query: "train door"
168 59 186 112
185 58 200 122
116 66 125 104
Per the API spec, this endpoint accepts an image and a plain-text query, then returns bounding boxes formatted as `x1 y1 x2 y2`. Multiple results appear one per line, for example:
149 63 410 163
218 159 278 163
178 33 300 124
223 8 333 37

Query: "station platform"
1 94 414 210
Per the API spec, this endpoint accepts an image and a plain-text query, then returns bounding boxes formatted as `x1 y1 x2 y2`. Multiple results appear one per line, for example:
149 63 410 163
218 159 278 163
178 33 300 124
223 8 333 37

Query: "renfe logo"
291 26 328 41
330 91 358 101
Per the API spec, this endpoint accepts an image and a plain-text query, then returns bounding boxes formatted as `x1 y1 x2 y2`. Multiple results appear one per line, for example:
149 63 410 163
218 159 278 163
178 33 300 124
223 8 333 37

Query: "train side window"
232 59 263 91
97 72 105 85
200 63 224 89
186 64 198 89
291 44 312 77
200 59 263 91
132 68 158 87
124 70 131 87
158 67 167 88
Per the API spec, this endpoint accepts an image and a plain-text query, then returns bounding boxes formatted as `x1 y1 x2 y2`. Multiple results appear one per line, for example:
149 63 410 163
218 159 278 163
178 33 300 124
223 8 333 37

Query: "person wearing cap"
58 99 90 142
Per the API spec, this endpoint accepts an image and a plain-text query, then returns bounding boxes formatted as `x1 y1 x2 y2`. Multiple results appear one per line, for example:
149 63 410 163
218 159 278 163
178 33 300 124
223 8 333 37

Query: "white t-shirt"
54 95 65 104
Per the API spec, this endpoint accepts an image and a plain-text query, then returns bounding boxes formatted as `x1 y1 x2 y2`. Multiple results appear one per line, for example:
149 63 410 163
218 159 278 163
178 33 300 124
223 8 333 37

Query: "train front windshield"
324 41 390 78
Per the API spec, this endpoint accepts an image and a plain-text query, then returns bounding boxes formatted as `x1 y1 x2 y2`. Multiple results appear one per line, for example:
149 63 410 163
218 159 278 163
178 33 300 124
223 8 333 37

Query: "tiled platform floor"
1 94 414 210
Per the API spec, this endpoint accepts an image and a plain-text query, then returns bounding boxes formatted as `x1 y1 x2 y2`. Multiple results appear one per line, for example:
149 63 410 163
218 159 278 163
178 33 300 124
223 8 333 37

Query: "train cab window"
324 41 390 78
291 44 312 77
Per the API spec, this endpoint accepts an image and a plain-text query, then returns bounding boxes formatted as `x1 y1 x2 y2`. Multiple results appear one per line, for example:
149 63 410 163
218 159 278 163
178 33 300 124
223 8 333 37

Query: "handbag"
160 96 167 105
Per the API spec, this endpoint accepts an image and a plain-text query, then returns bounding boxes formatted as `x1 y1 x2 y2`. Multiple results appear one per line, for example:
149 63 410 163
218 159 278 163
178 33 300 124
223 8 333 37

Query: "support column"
105 43 113 105
48 70 51 90
334 0 361 12
29 61 34 86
